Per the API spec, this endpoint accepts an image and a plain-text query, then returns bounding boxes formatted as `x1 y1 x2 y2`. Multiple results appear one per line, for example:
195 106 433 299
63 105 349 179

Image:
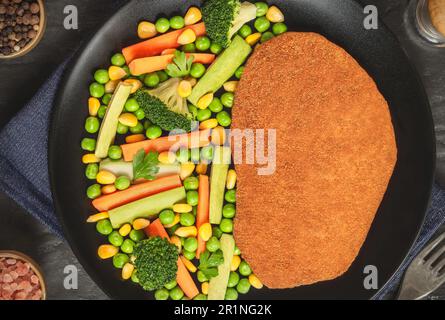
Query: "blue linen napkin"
0 65 444 298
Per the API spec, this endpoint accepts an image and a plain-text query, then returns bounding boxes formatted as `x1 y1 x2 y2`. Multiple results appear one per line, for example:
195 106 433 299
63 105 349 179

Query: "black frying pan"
49 0 435 299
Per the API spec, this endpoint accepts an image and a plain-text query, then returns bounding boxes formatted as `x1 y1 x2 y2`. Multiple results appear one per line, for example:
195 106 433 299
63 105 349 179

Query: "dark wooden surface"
0 0 444 299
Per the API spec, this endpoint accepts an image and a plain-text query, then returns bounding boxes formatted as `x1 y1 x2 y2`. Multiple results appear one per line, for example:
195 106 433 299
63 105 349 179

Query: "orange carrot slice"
161 48 177 55
196 175 210 259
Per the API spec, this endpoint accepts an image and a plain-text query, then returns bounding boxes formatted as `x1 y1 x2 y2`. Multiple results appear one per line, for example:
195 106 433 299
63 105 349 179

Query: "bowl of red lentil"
0 251 46 300
0 0 46 59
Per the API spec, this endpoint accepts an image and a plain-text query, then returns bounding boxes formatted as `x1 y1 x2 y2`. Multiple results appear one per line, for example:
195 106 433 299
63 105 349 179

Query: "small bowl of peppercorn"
0 0 45 59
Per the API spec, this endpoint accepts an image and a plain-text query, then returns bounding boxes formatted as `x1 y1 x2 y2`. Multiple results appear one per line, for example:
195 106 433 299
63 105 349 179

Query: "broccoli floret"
134 237 179 291
202 0 257 48
135 78 193 132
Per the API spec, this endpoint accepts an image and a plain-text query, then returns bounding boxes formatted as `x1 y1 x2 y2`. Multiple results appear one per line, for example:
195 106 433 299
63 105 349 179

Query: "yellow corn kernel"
195 163 208 175
185 77 197 87
198 223 212 242
201 282 209 295
98 244 119 259
105 80 119 93
266 6 284 23
86 212 109 223
108 66 127 81
223 81 238 93
180 162 195 180
137 21 157 39
177 80 192 98
123 79 143 94
122 263 135 280
181 256 197 273
184 7 202 25
119 223 132 237
82 153 100 164
175 226 197 237
211 126 226 145
173 203 192 213
96 170 116 185
158 151 177 164
226 169 237 190
170 235 182 253
248 274 263 289
102 184 116 195
245 33 261 46
88 97 101 116
164 213 180 228
177 29 196 45
133 218 150 230
197 92 213 110
231 255 241 271
199 118 218 130
125 134 145 144
118 113 138 127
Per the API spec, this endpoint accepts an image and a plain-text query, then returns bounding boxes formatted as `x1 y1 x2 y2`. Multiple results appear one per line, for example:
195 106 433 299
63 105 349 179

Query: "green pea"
111 53 126 67
183 176 199 190
124 98 140 112
220 218 233 233
184 237 198 252
89 82 105 98
81 138 96 151
131 270 139 283
146 125 162 139
130 122 144 134
112 253 129 269
225 287 239 300
97 105 107 119
121 239 135 254
225 189 236 203
129 229 145 242
212 226 223 239
87 184 101 199
227 271 240 288
115 176 131 190
143 120 152 130
154 288 169 300
194 294 207 300
170 16 185 29
188 104 198 119
195 36 211 51
197 270 208 282
108 145 122 160
85 116 100 133
182 43 196 53
190 63 206 78
235 66 244 79
239 261 252 276
190 148 200 163
169 224 180 235
144 72 160 87
221 92 234 108
170 286 184 300
272 22 288 35
254 16 270 33
239 24 252 38
159 209 175 225
210 42 222 54
122 65 130 78
155 17 170 33
236 278 251 294
164 279 177 290
222 203 236 218
208 97 223 113
255 2 269 17
201 146 214 162
102 93 112 105
234 245 241 255
183 250 195 260
134 108 145 120
157 70 169 82
216 111 232 127
108 231 123 247
94 69 109 84
176 148 190 163
85 163 99 180
116 123 129 134
180 212 195 227
186 190 199 206
261 31 274 43
96 219 112 235
206 236 220 252
197 108 211 121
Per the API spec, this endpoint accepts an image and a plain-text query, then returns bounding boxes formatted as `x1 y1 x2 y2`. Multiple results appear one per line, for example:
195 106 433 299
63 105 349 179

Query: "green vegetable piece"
144 72 160 88
97 105 107 119
261 31 274 43
183 250 195 260
196 108 211 122
146 125 162 139
130 122 144 134
108 231 124 247
225 287 238 300
201 145 214 162
198 249 224 279
212 226 223 239
209 146 231 224
166 50 194 78
159 209 175 225
220 218 233 233
254 16 270 32
116 122 128 134
227 271 240 288
164 279 177 290
170 286 184 300
124 98 140 112
206 236 220 252
222 203 236 218
108 145 122 160
85 163 99 180
180 212 195 227
154 288 169 300
238 260 252 276
89 82 105 98
134 108 146 120
129 229 145 242
225 189 236 203
157 70 169 82
96 219 113 235
121 239 135 254
87 184 101 199
132 149 160 181
208 97 223 113
238 24 252 38
255 2 269 17
85 116 100 134
81 138 96 152
176 148 190 163
170 16 185 29
155 17 170 33
184 237 198 252
115 176 131 191
113 253 129 269
102 93 112 105
183 176 199 190
194 294 207 300
190 63 206 78
195 36 211 51
190 148 201 163
221 92 234 108
111 53 126 67
208 234 235 300
236 278 251 294
234 245 241 255
94 69 109 84
234 66 244 79
186 190 199 206
182 43 196 53
210 42 222 54
216 111 231 127
131 270 139 283
272 22 287 35
197 270 208 282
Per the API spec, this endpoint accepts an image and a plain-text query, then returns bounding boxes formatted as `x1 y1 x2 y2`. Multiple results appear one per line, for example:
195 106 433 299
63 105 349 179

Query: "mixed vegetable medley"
81 0 287 300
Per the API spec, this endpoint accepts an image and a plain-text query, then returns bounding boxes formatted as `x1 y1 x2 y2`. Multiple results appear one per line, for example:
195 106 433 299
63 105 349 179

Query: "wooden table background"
0 0 444 299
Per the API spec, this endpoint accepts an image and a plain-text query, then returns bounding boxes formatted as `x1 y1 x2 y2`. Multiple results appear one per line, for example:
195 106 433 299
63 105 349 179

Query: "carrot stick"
122 23 206 63
196 175 210 259
92 175 182 211
145 219 199 299
121 129 212 162
161 48 177 55
129 53 215 76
